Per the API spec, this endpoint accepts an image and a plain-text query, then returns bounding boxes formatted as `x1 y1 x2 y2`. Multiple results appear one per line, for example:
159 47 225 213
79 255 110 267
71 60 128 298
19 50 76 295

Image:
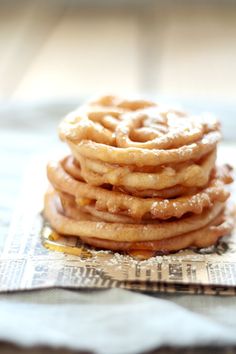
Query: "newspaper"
0 151 236 296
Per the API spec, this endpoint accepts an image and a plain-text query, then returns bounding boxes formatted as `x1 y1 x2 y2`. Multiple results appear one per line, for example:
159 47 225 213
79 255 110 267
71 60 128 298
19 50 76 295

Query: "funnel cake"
44 95 234 256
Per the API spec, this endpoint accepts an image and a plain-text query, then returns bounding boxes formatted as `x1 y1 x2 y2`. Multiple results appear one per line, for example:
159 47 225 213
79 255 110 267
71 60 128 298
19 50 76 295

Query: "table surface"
1 101 236 354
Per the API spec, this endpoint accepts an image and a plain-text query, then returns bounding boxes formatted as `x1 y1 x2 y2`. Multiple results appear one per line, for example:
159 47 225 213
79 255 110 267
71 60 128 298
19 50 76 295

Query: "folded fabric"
0 289 236 354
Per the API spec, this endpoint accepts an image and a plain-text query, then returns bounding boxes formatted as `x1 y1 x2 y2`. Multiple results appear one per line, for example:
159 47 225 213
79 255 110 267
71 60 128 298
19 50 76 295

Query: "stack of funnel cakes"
44 95 234 256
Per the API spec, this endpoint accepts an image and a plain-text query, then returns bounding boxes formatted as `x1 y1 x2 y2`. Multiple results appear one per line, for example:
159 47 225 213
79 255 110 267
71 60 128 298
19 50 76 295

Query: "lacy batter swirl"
44 95 235 258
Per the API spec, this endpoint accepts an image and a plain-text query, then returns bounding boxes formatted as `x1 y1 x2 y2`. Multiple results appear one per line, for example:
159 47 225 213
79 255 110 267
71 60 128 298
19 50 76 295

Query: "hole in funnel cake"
44 95 234 259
